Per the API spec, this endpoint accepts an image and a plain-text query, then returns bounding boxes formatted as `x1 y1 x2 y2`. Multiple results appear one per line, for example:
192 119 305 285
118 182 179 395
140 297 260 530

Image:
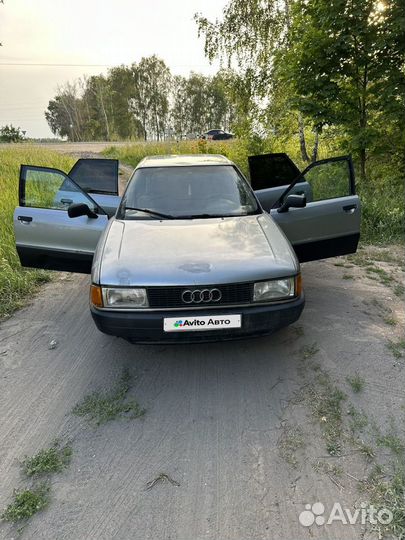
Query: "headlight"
253 277 295 302
102 287 148 308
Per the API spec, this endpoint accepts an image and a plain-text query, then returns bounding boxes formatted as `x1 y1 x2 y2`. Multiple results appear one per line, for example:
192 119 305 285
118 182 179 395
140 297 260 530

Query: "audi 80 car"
14 153 360 343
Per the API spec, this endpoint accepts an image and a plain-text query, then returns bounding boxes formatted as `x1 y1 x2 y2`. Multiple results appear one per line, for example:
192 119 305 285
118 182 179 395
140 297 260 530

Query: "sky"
0 0 228 138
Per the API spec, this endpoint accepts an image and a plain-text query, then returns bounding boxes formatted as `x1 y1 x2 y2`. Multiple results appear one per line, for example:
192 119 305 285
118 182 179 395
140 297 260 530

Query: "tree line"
45 56 239 142
45 0 404 182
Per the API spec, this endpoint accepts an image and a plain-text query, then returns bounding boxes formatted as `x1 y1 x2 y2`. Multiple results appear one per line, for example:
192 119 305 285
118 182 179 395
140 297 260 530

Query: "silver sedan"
14 153 360 343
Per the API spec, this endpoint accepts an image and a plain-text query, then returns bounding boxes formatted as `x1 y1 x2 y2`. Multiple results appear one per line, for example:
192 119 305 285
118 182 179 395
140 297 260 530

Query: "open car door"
252 154 360 263
14 165 113 273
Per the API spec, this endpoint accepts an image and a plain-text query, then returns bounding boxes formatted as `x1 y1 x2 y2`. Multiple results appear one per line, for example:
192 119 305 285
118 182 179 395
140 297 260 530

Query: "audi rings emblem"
181 288 222 304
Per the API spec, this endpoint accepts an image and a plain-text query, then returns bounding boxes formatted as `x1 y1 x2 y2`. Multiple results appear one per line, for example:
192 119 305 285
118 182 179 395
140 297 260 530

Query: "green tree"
81 75 113 140
215 69 258 138
279 0 405 179
45 82 85 141
195 0 317 160
170 75 189 138
196 0 405 174
130 56 171 140
170 72 237 138
183 72 211 134
44 55 238 142
207 72 236 132
108 65 143 139
0 124 26 142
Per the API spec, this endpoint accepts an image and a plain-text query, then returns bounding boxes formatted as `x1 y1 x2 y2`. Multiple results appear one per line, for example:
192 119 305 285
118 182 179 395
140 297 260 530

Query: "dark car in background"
201 129 233 141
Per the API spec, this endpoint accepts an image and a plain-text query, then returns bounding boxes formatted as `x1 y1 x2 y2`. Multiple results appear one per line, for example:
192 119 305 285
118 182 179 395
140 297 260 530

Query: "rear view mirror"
277 193 306 213
68 203 98 219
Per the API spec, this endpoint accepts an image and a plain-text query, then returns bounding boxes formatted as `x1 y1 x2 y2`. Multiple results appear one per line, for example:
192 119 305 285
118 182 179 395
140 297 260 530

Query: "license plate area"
163 314 241 332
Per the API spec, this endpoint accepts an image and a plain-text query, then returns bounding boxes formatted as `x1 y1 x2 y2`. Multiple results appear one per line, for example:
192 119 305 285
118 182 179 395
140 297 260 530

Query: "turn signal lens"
90 285 103 308
296 273 302 297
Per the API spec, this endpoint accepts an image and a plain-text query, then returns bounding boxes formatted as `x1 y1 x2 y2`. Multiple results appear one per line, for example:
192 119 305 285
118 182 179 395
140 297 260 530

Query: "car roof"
136 154 233 168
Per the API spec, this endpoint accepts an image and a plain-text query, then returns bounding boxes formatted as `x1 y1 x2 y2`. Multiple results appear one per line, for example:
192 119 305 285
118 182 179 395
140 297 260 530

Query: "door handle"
61 198 73 205
17 215 33 223
343 204 357 213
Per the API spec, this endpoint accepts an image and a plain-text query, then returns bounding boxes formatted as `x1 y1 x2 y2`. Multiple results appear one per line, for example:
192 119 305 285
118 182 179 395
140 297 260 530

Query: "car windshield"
118 165 261 219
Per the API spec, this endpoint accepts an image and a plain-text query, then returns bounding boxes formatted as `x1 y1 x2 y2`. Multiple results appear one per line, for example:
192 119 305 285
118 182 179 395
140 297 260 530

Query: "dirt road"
1 246 404 539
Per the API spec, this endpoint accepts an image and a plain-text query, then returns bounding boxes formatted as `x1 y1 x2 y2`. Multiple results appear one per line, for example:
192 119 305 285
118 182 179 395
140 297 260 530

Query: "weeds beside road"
0 147 75 318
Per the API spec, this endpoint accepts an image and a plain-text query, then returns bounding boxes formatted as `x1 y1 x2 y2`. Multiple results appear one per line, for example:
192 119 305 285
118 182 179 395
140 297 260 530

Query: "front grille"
147 283 253 309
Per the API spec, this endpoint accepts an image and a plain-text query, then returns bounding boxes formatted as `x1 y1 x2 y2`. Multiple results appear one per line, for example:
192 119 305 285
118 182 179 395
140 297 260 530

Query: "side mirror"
277 193 307 213
68 203 98 219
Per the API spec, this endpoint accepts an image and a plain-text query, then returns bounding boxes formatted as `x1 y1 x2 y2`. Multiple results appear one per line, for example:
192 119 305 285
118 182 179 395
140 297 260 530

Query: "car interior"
124 166 257 216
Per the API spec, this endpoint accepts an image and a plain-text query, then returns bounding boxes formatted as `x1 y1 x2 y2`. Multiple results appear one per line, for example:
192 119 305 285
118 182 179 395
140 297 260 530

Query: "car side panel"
14 207 109 273
270 195 361 262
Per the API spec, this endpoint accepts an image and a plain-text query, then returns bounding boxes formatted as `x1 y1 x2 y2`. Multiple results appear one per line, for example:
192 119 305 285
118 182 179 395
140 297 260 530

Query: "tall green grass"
0 147 75 318
104 139 404 245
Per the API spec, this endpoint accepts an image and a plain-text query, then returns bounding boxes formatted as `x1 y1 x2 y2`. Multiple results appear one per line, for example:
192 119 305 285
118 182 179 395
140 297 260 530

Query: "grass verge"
0 146 75 319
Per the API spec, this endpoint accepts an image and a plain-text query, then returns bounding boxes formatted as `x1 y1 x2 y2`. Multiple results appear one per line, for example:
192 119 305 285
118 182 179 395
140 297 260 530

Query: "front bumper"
90 294 305 344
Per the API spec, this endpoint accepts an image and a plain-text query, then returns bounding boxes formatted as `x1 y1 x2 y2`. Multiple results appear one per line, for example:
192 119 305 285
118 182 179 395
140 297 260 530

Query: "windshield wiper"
175 212 259 219
124 207 175 219
177 213 218 219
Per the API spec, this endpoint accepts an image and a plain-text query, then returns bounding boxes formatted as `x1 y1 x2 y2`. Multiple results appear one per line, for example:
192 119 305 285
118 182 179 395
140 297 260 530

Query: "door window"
303 158 354 201
68 158 119 195
248 153 302 190
275 156 355 208
22 166 98 212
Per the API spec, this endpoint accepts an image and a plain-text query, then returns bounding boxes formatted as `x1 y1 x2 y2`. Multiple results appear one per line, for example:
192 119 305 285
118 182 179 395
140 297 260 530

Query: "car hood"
94 214 298 286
